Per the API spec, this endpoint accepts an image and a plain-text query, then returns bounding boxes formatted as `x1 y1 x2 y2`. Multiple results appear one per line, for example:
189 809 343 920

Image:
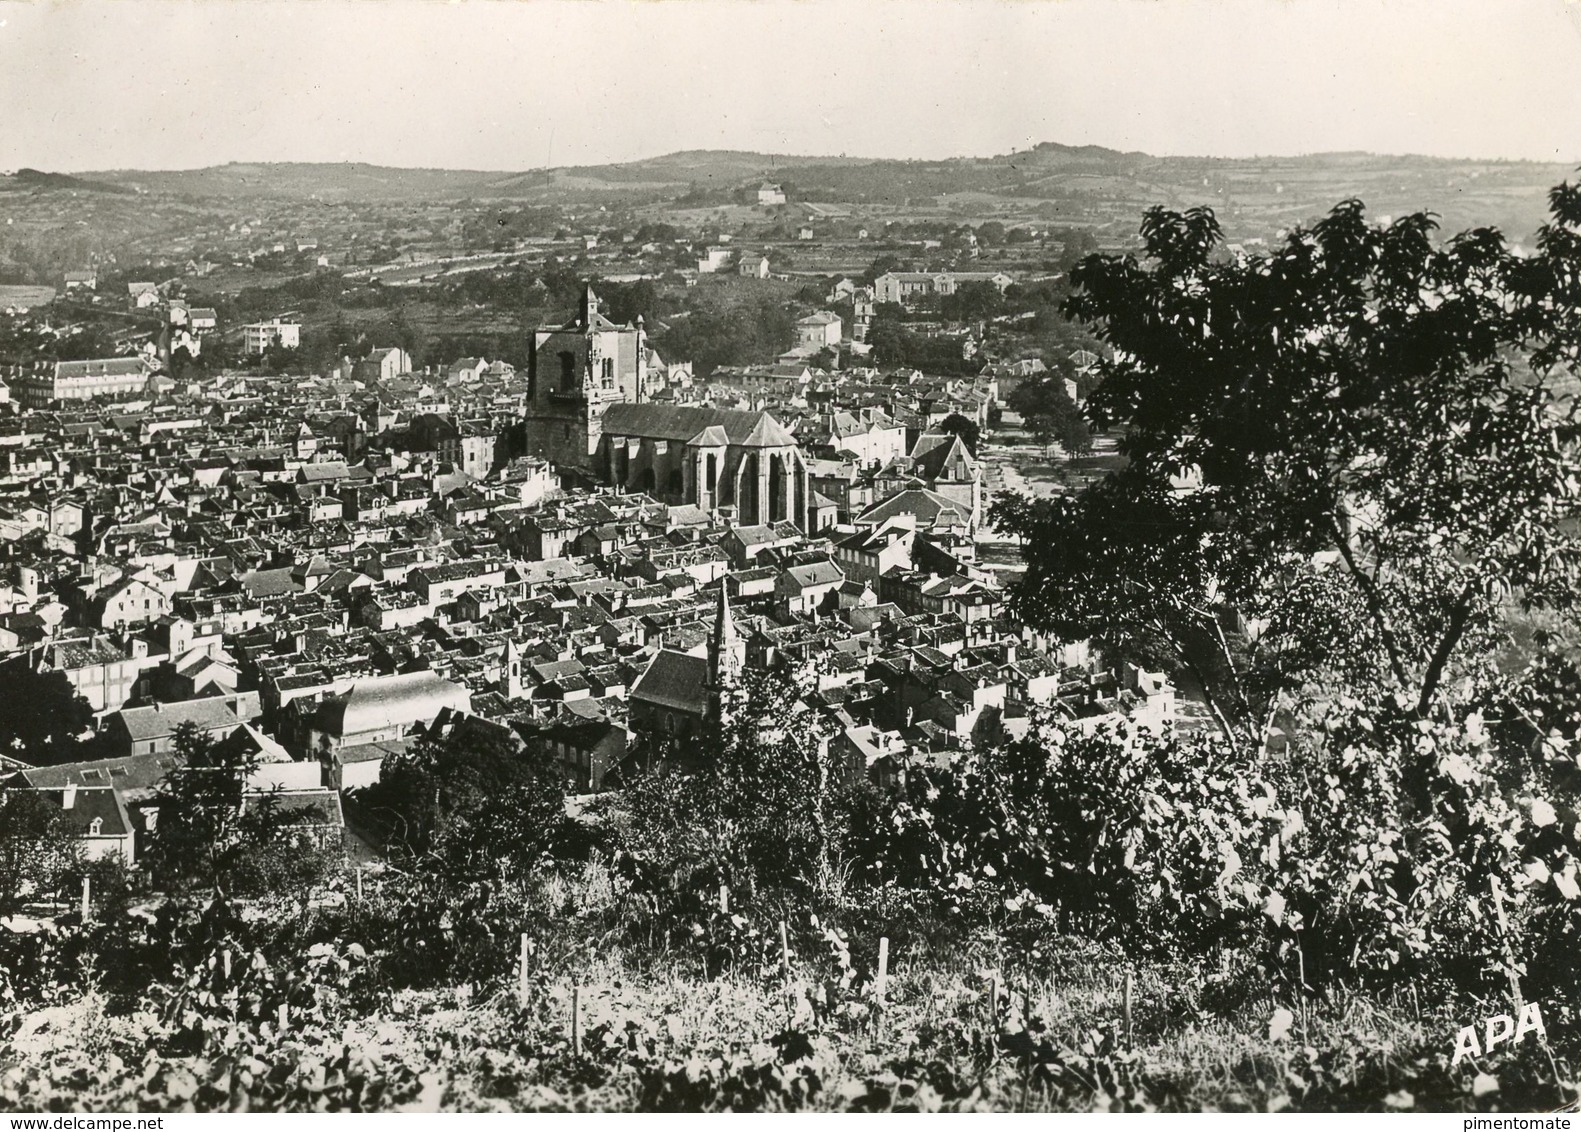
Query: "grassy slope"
8 944 1570 1112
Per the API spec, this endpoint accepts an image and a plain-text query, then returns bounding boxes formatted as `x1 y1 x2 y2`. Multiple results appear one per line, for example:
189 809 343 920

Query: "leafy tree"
1005 278 1069 310
199 333 235 372
144 722 291 897
0 656 97 765
868 308 980 376
614 666 844 912
994 185 1581 742
634 221 682 244
598 279 664 326
809 346 839 372
937 412 981 456
168 344 197 381
361 720 566 883
656 293 796 375
0 789 82 915
1058 229 1100 271
259 342 305 375
49 324 120 362
864 717 1278 954
938 280 1004 323
302 322 354 373
1006 376 1089 456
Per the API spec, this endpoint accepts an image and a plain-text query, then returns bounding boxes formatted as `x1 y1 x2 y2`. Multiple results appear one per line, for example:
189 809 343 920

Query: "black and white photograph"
1 0 1580 1115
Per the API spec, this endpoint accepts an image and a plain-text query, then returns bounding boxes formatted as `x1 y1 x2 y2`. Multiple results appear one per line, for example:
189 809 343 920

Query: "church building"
628 585 747 749
527 285 813 530
525 285 650 471
600 403 811 530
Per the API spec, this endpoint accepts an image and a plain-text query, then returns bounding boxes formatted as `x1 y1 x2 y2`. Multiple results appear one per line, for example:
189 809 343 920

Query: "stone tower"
524 283 648 474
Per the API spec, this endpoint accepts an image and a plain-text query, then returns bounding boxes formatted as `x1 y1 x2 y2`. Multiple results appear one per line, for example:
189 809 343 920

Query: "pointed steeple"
580 284 601 330
708 584 745 697
504 637 525 701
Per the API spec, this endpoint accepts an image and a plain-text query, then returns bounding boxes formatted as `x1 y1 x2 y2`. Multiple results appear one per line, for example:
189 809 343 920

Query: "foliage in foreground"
10 186 1581 1111
2 878 1576 1113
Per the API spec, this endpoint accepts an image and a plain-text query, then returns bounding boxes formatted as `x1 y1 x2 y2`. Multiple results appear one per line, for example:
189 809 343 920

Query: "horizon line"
14 142 1581 180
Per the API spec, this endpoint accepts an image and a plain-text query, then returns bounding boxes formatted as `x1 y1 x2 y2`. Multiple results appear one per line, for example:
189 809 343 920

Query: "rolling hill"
43 143 1569 240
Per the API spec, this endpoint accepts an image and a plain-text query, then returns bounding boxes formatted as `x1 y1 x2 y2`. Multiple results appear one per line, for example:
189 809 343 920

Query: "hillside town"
8 0 1581 1114
0 274 1173 865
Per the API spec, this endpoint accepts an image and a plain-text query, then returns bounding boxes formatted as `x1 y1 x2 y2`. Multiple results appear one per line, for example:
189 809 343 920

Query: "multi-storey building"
873 271 1013 307
14 359 151 408
242 319 302 355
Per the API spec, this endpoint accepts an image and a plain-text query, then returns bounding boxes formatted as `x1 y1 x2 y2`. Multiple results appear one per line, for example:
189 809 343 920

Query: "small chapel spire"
707 585 746 719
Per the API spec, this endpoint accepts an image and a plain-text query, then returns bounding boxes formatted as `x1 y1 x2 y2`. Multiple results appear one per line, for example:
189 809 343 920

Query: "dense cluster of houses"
0 283 1174 872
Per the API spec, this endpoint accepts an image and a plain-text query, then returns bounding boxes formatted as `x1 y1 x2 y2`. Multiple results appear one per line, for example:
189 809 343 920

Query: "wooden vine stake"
875 936 890 1043
778 919 794 1021
1489 875 1524 1015
718 884 729 915
278 1002 289 1033
987 974 1000 1061
355 866 364 902
1020 981 1033 1113
222 949 236 1019
518 933 531 1001
1296 943 1308 1044
571 980 582 1060
80 875 91 922
1122 969 1134 1049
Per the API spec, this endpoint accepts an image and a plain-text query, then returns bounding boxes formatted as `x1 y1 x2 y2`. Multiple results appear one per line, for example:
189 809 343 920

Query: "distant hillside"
66 143 1581 239
6 168 133 195
83 162 515 203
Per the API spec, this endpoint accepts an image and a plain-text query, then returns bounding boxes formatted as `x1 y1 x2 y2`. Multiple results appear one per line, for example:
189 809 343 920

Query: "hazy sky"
2 0 1579 172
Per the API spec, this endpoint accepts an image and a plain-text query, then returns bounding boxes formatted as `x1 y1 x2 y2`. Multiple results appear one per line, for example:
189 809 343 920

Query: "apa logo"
1450 1003 1547 1066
